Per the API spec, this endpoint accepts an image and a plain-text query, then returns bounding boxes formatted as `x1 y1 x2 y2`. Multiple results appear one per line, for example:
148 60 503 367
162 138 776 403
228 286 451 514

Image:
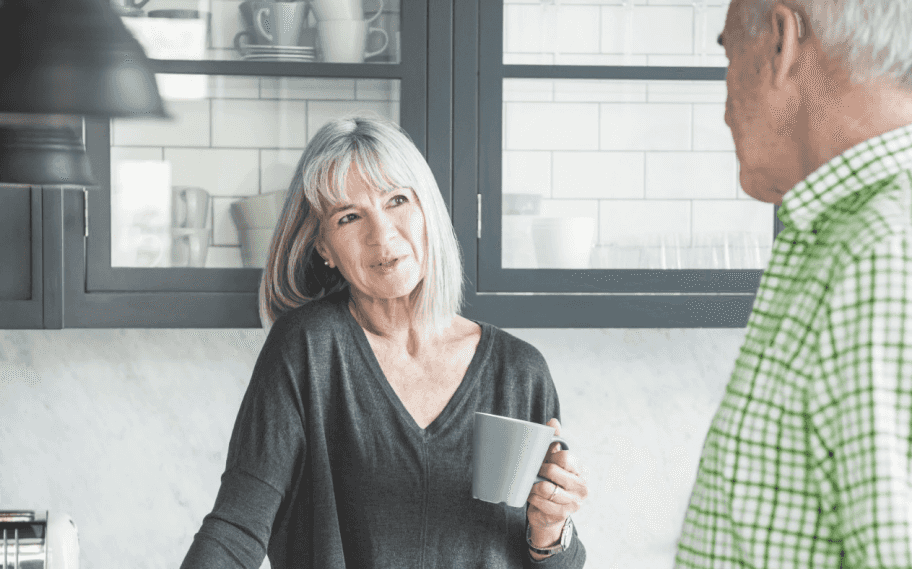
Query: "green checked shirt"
674 122 912 569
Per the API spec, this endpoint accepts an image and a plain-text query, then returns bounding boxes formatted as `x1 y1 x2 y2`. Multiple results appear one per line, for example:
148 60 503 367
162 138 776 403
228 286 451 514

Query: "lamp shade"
0 0 167 118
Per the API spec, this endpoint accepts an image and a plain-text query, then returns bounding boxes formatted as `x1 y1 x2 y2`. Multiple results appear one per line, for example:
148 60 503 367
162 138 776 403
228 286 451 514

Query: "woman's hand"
526 418 588 554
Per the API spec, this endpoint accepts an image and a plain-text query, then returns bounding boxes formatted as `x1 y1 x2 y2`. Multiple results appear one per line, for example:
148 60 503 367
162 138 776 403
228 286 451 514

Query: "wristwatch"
526 516 573 556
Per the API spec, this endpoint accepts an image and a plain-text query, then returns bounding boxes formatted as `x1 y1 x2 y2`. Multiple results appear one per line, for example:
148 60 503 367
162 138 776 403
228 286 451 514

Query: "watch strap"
526 516 573 556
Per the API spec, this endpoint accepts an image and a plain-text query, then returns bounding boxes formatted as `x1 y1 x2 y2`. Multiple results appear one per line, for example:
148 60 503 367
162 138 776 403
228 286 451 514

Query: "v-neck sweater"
179 289 586 569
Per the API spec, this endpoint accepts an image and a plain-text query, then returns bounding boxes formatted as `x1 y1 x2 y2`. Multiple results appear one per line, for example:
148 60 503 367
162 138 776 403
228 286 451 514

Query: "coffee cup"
172 186 210 229
311 0 380 23
318 19 388 63
255 0 309 47
531 217 596 269
171 227 210 267
472 412 569 508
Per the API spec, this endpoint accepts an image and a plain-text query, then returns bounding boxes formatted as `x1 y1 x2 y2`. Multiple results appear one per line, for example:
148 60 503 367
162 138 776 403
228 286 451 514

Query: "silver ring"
549 486 559 501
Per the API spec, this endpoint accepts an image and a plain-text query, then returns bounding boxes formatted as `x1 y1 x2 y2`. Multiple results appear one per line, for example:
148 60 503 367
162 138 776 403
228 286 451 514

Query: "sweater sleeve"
180 323 308 569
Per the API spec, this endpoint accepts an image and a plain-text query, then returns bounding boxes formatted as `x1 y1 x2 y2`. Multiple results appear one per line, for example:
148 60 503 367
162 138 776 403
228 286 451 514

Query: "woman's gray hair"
742 0 912 90
258 114 465 335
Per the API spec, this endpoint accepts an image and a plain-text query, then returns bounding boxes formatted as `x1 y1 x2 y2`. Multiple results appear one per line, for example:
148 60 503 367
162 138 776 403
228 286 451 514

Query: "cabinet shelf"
149 60 404 79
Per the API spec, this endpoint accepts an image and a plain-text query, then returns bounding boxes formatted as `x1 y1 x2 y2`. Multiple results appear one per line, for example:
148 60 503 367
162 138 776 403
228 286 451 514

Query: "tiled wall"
110 77 399 268
500 0 774 269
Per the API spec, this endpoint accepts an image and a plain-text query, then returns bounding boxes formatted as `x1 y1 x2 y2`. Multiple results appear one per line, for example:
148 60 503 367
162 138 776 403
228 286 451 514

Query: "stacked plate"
240 45 315 61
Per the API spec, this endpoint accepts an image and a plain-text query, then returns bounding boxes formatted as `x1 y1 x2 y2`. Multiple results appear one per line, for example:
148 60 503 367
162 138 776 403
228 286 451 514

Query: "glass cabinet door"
117 0 400 64
489 0 774 280
107 75 400 270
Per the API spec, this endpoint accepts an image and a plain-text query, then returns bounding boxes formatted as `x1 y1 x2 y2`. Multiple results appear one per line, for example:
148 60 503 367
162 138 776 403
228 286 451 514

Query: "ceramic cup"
472 412 569 508
255 0 309 47
310 0 377 22
318 19 388 63
531 216 596 269
171 186 210 229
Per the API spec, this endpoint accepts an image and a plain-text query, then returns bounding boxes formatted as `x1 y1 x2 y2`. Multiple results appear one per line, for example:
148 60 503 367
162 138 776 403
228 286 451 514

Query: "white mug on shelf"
310 0 382 23
318 19 388 63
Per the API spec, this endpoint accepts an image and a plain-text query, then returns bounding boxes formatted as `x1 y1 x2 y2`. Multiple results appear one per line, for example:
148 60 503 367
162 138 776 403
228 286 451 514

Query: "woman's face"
316 164 427 302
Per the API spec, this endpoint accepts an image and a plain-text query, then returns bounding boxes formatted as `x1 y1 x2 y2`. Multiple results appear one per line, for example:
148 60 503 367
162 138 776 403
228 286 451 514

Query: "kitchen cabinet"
1 0 783 329
3 0 435 328
452 0 784 327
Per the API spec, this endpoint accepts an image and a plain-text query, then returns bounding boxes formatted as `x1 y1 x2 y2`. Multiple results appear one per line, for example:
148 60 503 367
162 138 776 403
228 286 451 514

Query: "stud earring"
324 260 330 266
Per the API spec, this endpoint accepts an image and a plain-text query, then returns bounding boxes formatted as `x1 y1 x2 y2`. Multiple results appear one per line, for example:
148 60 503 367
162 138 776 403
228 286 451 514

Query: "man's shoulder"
823 170 912 259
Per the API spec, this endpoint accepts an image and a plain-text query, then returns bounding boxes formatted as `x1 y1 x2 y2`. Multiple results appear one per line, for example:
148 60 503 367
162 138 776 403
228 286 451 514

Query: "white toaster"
0 511 79 569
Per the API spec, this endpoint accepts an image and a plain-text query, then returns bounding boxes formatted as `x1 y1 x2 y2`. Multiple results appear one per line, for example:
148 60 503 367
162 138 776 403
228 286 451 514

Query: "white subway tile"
260 149 307 194
260 78 356 100
503 4 600 55
600 7 628 54
598 199 691 243
698 6 727 57
504 102 600 150
504 4 553 55
553 152 644 199
504 53 555 65
203 245 244 269
111 147 163 162
556 6 602 54
212 196 241 246
503 80 554 102
692 200 775 236
636 7 694 54
163 148 260 196
355 80 401 101
645 152 736 199
112 100 210 147
539 199 599 220
552 53 649 65
647 81 726 103
553 80 646 103
600 103 691 150
602 6 693 54
693 104 735 151
211 99 309 148
306 101 398 143
647 54 728 66
502 151 552 197
208 76 260 99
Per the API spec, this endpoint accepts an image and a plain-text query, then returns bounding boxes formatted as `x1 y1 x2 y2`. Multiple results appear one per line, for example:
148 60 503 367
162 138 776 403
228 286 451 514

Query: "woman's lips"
372 257 401 272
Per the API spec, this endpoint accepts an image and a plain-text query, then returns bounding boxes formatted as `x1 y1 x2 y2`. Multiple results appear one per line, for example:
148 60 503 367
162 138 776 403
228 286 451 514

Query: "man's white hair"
743 0 912 89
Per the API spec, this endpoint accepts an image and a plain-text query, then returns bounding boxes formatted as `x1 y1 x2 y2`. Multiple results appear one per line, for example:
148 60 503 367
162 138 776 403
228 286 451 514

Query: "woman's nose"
364 211 398 244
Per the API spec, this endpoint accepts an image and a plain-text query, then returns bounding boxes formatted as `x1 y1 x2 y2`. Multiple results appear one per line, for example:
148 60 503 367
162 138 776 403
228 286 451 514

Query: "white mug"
472 412 569 508
255 0 309 46
318 19 388 63
311 0 382 23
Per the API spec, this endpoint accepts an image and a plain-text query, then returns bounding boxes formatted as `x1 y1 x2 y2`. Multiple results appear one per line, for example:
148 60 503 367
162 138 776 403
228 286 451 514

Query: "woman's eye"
339 213 358 225
391 194 409 206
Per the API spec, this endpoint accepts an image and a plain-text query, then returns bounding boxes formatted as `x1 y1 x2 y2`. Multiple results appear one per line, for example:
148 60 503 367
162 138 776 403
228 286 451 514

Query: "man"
675 0 912 567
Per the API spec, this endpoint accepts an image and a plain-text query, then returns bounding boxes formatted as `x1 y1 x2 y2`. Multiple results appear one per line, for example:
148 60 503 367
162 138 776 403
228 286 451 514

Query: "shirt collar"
777 122 912 231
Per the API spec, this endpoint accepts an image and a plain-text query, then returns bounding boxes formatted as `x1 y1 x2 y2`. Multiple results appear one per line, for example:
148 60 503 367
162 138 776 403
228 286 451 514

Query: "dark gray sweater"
180 289 586 569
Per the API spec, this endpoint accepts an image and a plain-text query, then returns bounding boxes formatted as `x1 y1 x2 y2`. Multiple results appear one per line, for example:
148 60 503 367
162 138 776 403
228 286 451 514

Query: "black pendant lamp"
0 0 168 186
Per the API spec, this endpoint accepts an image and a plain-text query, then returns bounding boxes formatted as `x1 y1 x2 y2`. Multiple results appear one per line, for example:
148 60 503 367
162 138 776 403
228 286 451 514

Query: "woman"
180 115 588 568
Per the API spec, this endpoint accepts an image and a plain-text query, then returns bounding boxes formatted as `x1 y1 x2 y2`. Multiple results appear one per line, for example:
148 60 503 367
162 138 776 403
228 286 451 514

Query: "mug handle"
234 30 254 55
365 0 383 25
255 7 273 42
364 27 388 59
133 0 151 9
533 435 569 485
